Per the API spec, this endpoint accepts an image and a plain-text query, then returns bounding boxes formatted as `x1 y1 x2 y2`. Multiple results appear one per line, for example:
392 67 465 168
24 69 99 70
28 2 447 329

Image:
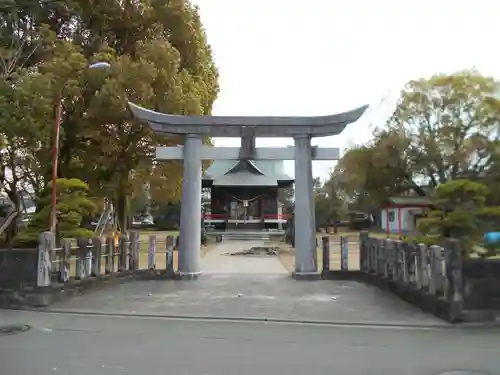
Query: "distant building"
202 159 293 230
380 196 433 235
0 192 36 215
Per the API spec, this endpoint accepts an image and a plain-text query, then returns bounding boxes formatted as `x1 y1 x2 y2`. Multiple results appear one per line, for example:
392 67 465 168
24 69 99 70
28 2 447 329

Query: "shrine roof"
212 173 279 187
203 160 293 187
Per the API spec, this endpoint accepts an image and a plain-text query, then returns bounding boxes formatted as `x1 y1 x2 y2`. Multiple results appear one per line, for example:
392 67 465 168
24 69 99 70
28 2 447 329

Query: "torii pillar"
178 134 203 276
293 134 317 275
128 102 368 279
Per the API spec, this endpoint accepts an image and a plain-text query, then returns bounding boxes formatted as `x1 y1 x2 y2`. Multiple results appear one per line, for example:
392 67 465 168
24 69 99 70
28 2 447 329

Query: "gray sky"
192 0 499 179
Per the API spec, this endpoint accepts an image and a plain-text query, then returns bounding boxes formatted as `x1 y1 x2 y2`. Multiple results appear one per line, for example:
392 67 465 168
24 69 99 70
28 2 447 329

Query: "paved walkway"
201 240 288 275
47 241 446 327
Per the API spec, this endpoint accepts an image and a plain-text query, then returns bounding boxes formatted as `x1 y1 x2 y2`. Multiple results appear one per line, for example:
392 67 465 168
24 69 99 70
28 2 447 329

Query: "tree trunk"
5 192 21 246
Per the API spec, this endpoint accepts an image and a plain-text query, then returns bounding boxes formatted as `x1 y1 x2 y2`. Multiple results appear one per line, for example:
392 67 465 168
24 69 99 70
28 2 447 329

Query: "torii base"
176 272 202 280
292 271 322 280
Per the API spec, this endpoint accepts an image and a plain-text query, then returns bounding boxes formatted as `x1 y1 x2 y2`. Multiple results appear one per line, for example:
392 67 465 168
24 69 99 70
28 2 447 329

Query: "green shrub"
13 178 96 247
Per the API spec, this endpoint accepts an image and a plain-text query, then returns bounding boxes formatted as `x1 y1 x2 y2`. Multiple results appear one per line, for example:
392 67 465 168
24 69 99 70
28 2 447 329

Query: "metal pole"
48 62 111 236
50 95 62 234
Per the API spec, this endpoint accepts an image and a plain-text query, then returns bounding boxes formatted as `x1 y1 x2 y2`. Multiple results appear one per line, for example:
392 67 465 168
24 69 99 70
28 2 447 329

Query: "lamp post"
50 61 111 234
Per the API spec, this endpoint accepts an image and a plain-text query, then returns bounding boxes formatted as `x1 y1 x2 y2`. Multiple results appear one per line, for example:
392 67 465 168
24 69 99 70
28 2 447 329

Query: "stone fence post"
118 235 128 272
444 238 464 321
105 236 115 274
375 239 383 275
91 236 102 277
59 238 71 283
359 231 368 272
321 236 330 273
36 231 53 287
429 245 443 295
393 240 402 282
416 243 427 290
166 235 175 275
383 239 392 278
75 238 88 280
340 236 348 271
148 235 156 269
129 231 139 270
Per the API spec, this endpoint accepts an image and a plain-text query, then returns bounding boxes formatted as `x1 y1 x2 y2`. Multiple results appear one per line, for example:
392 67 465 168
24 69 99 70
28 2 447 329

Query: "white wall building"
380 197 432 235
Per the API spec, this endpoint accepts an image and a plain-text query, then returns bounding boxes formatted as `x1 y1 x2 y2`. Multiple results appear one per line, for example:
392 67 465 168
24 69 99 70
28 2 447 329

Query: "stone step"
222 231 272 241
206 230 285 241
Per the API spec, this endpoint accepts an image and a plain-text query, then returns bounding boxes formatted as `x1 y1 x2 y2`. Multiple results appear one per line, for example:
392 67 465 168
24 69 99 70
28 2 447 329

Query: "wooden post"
59 238 71 283
37 231 53 287
75 238 88 280
340 236 348 271
444 238 463 321
105 236 115 274
118 235 128 272
166 235 174 275
129 231 139 270
148 235 156 269
321 236 330 273
91 237 102 277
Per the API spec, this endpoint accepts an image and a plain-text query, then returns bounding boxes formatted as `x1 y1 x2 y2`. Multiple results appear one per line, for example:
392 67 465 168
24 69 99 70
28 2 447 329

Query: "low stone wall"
0 231 181 308
463 259 500 311
324 232 500 323
0 269 168 309
0 248 38 290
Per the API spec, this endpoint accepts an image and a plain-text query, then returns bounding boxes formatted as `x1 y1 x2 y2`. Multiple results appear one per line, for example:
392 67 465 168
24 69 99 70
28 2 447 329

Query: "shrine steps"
222 231 271 241
206 230 285 241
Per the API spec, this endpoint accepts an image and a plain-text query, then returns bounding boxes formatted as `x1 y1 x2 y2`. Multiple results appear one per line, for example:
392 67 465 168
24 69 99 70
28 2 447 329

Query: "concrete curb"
22 308 484 330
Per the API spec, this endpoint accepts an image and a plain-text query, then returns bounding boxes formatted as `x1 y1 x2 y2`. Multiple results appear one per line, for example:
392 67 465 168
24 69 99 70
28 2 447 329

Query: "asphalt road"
1 310 499 375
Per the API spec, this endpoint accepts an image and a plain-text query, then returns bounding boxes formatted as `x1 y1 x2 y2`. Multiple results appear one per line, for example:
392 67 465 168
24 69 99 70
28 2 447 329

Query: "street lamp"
50 61 111 234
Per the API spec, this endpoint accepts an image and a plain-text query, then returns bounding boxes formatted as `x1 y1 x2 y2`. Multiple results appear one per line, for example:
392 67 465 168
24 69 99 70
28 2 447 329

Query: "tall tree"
0 62 54 243
386 71 500 186
313 178 346 228
0 0 219 238
332 71 500 208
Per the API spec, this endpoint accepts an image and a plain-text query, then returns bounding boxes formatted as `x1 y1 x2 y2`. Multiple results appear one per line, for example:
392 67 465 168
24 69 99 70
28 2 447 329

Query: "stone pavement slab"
201 240 288 274
42 241 446 327
48 274 446 327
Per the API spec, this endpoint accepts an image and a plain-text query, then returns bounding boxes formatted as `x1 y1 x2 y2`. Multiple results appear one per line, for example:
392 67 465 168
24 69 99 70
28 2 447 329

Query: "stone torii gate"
128 102 368 279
